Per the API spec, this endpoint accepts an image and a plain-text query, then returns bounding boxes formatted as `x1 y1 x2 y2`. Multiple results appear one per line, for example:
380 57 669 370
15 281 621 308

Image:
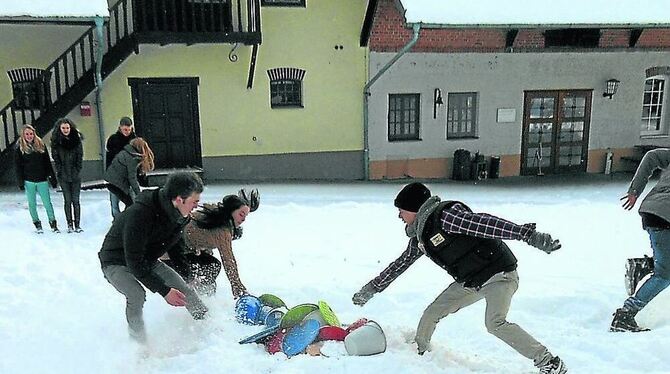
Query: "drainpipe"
363 23 421 180
93 16 107 174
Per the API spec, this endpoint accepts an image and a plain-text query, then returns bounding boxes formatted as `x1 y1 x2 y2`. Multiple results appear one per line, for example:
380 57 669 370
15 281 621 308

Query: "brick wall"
513 30 545 49
636 29 670 47
599 29 630 48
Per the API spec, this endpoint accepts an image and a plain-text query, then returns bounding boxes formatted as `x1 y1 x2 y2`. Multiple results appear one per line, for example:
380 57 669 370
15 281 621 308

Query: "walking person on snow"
611 148 670 332
50 118 84 233
14 124 59 233
352 182 567 374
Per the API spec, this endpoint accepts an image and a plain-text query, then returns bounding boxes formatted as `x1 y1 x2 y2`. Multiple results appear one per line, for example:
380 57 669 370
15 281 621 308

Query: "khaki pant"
102 261 208 343
415 271 552 367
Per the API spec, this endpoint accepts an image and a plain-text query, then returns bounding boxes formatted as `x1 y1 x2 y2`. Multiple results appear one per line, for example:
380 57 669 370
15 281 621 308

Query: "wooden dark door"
129 78 201 169
521 90 592 175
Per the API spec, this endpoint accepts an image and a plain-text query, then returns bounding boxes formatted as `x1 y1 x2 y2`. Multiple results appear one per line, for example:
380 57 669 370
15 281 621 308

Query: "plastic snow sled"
258 306 288 327
282 319 321 357
317 325 348 341
239 324 281 345
344 318 368 332
318 300 341 327
344 320 386 356
235 295 262 325
259 293 287 308
265 329 286 354
280 303 318 329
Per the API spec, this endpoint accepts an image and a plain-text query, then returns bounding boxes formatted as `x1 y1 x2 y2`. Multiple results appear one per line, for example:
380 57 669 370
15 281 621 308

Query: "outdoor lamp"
603 79 620 99
433 88 444 118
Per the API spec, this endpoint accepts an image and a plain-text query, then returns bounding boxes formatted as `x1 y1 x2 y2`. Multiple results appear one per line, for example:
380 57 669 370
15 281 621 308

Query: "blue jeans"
109 191 121 219
625 228 670 312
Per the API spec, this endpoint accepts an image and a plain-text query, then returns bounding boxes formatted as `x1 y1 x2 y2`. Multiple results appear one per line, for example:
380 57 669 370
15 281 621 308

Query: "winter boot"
625 256 654 296
74 217 83 233
610 308 649 332
33 221 43 234
49 220 60 233
67 222 74 233
539 356 567 374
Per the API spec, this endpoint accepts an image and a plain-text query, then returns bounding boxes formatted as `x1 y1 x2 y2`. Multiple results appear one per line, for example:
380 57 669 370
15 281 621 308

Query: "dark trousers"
61 179 81 226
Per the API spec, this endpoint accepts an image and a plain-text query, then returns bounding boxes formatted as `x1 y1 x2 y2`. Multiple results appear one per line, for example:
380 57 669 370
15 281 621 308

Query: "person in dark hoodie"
352 182 567 374
15 124 59 233
50 118 84 233
98 172 208 344
104 137 154 211
105 117 136 219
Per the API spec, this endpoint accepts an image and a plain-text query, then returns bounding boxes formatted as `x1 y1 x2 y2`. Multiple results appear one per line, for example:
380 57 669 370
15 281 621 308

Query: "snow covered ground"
1 176 667 374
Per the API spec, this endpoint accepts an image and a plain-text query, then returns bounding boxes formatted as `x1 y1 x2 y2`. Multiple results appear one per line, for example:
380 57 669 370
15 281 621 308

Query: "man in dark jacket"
105 117 136 219
99 172 207 343
352 183 567 374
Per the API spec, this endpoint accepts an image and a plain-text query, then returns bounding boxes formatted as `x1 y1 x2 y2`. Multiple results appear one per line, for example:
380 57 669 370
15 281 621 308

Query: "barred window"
447 92 478 139
267 67 305 108
7 68 51 110
388 94 420 141
641 77 667 136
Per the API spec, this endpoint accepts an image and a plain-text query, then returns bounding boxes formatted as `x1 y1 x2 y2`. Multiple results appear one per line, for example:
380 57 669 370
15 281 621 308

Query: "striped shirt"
370 202 535 292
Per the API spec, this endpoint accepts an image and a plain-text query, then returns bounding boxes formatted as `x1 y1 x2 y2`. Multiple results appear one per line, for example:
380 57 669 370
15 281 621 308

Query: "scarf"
405 196 442 252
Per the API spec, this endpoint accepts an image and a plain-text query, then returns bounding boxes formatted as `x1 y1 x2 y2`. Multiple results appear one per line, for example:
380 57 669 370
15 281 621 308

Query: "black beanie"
394 182 431 213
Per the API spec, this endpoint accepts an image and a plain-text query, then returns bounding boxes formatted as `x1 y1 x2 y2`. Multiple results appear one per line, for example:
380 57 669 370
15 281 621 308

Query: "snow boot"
625 256 654 296
33 221 43 234
610 308 649 332
67 222 74 233
74 218 83 233
49 220 60 233
539 356 567 374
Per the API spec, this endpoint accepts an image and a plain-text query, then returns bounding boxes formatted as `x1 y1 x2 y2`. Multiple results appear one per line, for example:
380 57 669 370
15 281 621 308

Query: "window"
544 29 600 48
261 0 305 7
447 92 478 139
7 68 51 110
388 94 420 141
267 67 305 108
641 76 667 136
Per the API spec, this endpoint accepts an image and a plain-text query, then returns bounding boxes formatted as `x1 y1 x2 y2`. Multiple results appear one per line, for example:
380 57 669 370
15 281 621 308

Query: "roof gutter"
362 23 421 180
406 21 670 29
93 16 107 173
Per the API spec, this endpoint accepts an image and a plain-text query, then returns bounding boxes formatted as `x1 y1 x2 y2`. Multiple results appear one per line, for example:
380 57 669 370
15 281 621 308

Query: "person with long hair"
163 189 259 297
104 137 154 212
14 124 59 233
50 118 84 233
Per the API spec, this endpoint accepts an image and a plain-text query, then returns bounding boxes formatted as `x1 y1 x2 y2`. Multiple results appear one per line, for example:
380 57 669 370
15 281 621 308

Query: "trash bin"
471 152 487 180
489 156 501 179
452 149 471 180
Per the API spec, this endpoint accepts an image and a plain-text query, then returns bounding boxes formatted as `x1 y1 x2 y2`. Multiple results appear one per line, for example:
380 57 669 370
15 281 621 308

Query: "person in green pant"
15 124 59 233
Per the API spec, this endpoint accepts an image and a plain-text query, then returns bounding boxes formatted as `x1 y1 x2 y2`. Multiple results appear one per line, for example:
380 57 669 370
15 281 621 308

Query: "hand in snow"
526 231 561 254
164 288 187 306
352 283 376 306
620 194 637 210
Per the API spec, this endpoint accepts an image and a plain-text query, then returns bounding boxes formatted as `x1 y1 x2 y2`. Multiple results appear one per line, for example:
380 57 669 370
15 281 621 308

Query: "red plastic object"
345 318 368 332
317 326 348 341
265 329 286 354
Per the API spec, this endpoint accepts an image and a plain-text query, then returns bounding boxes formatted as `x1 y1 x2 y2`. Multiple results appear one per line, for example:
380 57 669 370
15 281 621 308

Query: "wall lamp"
603 79 620 99
433 88 444 118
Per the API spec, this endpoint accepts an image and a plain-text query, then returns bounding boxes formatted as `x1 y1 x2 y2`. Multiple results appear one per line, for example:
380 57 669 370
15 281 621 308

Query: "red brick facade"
368 0 670 52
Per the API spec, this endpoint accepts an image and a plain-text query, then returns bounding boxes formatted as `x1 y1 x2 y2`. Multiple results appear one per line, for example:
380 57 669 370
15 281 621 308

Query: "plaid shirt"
369 202 535 292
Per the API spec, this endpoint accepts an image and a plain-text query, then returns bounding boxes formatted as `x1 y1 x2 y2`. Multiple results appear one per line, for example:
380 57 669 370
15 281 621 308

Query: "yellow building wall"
65 0 367 162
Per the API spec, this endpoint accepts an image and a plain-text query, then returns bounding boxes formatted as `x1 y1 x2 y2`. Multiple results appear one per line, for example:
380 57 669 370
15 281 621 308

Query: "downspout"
93 16 107 174
363 23 420 180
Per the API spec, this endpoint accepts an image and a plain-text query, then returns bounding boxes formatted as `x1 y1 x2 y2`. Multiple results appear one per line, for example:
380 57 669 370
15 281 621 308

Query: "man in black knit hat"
352 182 567 374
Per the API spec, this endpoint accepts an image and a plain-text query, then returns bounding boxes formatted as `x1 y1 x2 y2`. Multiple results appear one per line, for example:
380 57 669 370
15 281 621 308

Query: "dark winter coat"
420 201 518 288
14 144 56 186
51 132 83 182
104 144 142 196
98 188 191 296
105 130 136 169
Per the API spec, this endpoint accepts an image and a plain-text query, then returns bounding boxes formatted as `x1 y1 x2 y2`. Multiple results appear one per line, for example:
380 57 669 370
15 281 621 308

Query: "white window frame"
641 75 669 137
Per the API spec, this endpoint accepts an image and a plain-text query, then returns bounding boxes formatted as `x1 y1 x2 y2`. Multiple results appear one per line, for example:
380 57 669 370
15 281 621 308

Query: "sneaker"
539 356 567 374
625 256 654 296
33 221 43 234
610 308 649 332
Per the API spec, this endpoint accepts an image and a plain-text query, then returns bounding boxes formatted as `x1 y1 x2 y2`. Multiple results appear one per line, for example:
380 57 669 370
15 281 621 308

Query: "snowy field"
0 176 667 374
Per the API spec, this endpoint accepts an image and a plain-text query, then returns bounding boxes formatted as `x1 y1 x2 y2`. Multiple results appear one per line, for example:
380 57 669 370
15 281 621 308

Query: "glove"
526 230 561 254
48 175 58 188
352 283 377 306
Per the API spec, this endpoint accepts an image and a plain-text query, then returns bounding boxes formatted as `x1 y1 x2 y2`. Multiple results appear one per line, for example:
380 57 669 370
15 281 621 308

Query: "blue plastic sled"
239 324 281 345
282 319 321 357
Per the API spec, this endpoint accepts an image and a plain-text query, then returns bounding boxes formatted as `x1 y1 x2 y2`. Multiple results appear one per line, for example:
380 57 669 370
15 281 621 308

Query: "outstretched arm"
214 229 247 298
353 238 423 306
